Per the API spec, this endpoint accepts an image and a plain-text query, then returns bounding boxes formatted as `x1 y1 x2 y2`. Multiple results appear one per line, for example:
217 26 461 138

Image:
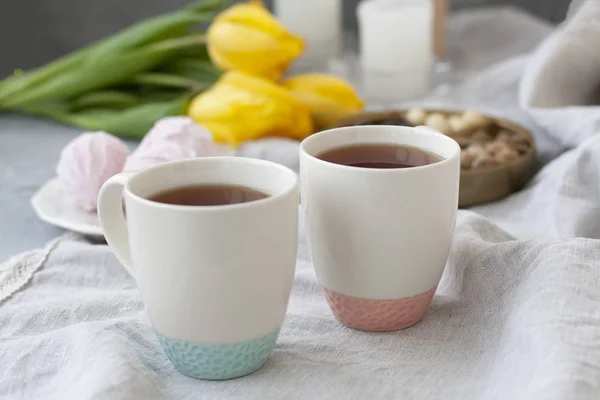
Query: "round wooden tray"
330 109 536 207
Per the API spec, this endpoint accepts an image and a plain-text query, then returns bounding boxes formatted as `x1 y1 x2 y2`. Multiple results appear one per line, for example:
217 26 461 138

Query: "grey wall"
0 0 570 78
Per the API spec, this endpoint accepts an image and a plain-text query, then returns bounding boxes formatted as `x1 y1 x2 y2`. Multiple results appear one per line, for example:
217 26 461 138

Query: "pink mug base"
322 287 436 332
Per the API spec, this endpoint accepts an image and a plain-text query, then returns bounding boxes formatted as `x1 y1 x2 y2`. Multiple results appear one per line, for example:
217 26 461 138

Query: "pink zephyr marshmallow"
123 117 217 172
56 131 130 212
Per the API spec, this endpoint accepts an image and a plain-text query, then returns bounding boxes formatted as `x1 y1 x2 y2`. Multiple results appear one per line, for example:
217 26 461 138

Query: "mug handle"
97 172 136 278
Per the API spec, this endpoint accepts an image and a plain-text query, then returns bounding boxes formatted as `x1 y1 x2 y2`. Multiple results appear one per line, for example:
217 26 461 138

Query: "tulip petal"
206 2 304 80
188 71 313 145
282 73 365 129
215 3 290 36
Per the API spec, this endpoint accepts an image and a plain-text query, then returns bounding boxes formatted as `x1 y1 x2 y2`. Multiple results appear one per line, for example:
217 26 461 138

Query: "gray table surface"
0 115 123 260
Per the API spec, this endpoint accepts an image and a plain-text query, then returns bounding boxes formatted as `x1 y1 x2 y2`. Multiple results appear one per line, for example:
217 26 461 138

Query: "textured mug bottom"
155 328 280 380
322 287 436 332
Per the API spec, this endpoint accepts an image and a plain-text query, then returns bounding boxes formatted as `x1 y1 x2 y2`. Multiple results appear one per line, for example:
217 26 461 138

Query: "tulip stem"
1 34 206 108
187 0 230 13
129 72 211 91
148 34 206 52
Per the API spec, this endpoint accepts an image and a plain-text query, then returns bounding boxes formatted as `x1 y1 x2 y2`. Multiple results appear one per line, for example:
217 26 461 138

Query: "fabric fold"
520 0 600 148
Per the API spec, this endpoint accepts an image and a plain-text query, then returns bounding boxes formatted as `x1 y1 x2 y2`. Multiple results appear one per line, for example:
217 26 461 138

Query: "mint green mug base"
155 328 280 380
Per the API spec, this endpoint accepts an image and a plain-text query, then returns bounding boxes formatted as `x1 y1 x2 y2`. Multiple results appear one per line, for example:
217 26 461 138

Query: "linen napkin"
2 209 600 400
520 0 600 147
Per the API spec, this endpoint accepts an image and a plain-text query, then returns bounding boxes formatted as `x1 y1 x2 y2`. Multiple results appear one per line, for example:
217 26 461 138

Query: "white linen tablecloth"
3 4 600 400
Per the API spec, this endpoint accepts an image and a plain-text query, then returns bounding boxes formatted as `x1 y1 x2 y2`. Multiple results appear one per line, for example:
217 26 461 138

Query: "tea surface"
149 185 268 206
317 144 443 169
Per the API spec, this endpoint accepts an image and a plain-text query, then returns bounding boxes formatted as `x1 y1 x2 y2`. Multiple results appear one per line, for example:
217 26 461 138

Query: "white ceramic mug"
97 157 299 380
299 125 460 331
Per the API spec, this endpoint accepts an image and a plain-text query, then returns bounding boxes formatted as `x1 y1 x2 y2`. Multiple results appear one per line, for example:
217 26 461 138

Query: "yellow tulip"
282 73 365 130
188 71 313 145
206 2 304 81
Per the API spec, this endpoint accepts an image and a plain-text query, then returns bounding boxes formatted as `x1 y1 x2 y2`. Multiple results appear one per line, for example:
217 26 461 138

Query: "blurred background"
0 0 570 78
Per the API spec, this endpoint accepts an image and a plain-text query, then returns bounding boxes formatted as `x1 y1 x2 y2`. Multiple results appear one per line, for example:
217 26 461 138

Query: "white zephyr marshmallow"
56 131 130 212
123 117 217 172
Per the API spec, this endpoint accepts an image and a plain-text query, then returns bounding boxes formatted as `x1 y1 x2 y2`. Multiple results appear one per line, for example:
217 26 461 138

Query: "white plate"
31 177 105 240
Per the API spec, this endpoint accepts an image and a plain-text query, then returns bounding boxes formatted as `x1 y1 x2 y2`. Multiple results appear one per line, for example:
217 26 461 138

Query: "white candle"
358 0 433 72
274 0 342 70
357 0 434 103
